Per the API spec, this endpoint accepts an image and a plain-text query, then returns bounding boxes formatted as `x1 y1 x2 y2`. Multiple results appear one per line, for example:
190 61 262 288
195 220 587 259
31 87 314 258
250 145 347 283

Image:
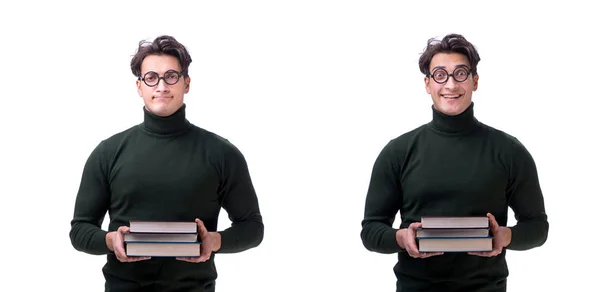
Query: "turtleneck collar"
429 102 479 135
140 104 191 136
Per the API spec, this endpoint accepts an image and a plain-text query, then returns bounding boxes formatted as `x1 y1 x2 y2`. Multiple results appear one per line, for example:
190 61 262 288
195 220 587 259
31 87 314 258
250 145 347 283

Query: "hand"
396 222 444 258
469 213 512 257
177 218 221 263
107 226 151 262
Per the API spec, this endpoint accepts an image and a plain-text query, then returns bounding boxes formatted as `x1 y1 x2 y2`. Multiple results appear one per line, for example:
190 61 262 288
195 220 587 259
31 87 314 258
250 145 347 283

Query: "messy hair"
130 35 192 77
418 34 481 76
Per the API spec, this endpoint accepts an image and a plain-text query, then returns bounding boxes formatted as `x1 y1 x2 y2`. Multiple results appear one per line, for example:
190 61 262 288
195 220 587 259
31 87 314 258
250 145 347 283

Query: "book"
124 232 198 242
125 220 200 257
417 216 492 252
417 237 492 252
416 228 489 238
129 220 197 233
421 216 489 229
126 242 201 257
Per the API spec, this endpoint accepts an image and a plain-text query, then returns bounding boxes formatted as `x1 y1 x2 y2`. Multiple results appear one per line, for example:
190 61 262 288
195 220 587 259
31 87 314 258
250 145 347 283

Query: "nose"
444 76 459 90
155 78 170 92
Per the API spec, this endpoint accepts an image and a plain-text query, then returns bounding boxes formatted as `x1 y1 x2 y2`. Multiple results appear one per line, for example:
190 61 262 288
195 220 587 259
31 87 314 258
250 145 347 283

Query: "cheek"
428 84 441 96
140 87 154 98
426 83 434 94
175 86 187 97
461 84 475 94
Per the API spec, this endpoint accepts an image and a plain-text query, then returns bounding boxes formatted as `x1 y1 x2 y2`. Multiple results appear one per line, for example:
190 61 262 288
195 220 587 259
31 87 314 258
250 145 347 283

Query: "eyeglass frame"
138 70 185 87
425 66 474 84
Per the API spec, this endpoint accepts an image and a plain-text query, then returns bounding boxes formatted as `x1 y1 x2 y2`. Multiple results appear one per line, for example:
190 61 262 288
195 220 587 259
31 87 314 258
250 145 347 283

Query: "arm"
360 141 404 254
69 141 112 255
505 139 549 250
215 143 264 253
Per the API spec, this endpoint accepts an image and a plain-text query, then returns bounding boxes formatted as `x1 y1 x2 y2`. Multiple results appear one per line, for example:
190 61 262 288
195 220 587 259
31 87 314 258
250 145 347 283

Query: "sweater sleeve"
69 141 112 255
360 141 404 254
215 143 264 253
505 139 549 250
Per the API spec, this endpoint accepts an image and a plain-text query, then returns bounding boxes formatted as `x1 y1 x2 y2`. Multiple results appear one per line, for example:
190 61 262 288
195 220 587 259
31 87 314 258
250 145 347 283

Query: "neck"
141 104 191 136
429 102 478 134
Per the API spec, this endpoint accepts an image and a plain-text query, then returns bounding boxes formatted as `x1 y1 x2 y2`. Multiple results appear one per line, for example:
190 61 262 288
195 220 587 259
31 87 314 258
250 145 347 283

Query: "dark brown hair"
130 35 192 78
418 34 480 76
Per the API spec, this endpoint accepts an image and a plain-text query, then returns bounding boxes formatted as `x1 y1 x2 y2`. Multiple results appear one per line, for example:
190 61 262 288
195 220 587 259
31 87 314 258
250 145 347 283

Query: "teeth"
443 95 460 99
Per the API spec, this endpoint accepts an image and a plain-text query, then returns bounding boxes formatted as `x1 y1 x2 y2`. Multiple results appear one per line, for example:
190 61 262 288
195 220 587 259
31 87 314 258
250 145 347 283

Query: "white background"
1 0 597 291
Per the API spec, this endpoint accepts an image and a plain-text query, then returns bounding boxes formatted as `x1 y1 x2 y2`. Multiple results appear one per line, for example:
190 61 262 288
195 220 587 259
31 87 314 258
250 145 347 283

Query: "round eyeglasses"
139 70 183 87
427 67 472 84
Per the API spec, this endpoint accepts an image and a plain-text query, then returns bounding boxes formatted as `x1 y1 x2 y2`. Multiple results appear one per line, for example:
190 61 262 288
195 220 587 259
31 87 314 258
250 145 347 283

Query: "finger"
114 226 151 262
198 242 212 262
405 240 422 258
195 218 208 236
487 213 499 229
114 232 128 261
405 223 423 257
469 251 492 257
409 222 422 230
468 251 496 257
421 252 444 258
126 256 151 262
117 249 152 262
176 257 201 263
194 219 211 262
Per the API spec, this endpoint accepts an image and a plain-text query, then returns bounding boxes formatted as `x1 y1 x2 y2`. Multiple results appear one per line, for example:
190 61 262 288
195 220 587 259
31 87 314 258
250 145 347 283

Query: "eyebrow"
431 64 470 71
142 69 181 75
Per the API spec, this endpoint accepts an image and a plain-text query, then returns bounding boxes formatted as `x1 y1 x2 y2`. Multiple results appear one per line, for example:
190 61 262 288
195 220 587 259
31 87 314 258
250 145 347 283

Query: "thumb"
487 213 499 229
410 222 423 229
195 218 207 235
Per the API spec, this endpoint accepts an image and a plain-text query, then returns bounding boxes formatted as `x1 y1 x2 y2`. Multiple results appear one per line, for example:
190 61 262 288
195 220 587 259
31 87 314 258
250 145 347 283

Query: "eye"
455 68 468 76
165 72 179 80
144 73 158 82
432 69 447 81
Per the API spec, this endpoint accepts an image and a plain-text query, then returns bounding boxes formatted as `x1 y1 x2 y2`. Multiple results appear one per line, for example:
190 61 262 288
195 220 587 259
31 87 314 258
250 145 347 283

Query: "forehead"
140 54 182 74
429 53 469 71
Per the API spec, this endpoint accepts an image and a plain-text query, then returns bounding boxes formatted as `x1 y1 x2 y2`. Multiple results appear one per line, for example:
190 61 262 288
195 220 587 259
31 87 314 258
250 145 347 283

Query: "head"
418 34 480 116
130 35 192 117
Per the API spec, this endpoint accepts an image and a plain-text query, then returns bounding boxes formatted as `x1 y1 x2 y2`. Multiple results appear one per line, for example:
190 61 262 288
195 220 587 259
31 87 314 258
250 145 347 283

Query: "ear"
184 77 191 94
136 80 143 97
473 74 479 91
424 77 431 94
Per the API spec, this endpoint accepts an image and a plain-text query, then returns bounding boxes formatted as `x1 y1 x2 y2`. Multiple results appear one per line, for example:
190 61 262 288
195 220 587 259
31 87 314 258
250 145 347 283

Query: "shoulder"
80 125 140 171
189 125 246 159
478 122 535 166
93 125 140 154
375 124 429 167
384 124 429 154
190 126 238 148
103 125 139 142
478 122 526 150
90 125 138 152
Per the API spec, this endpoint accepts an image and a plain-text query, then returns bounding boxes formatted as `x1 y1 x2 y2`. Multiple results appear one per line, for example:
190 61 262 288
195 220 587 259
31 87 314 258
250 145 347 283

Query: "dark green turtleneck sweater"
360 103 548 292
69 104 263 291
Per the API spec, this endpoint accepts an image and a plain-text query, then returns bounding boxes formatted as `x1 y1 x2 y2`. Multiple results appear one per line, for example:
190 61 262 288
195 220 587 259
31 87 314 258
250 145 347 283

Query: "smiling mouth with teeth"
442 94 461 99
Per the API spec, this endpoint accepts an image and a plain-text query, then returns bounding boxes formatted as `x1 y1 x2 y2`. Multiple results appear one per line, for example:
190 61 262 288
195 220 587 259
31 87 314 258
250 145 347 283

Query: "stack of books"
416 216 493 252
124 220 201 257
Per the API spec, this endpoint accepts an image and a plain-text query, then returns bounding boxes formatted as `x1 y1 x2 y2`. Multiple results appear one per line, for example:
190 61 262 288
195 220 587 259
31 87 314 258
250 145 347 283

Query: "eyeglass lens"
142 70 181 86
431 67 470 83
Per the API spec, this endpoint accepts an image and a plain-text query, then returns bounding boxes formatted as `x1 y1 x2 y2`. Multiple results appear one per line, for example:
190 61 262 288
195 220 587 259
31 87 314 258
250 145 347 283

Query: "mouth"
153 96 172 100
441 94 462 100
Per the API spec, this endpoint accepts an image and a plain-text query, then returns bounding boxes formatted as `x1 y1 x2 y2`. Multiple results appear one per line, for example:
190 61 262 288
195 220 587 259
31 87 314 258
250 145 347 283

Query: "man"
69 35 264 291
360 34 549 292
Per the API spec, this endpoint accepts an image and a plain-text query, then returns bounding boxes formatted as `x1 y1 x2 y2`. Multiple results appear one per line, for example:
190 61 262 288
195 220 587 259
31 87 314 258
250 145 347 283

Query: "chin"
146 104 177 117
436 101 469 116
